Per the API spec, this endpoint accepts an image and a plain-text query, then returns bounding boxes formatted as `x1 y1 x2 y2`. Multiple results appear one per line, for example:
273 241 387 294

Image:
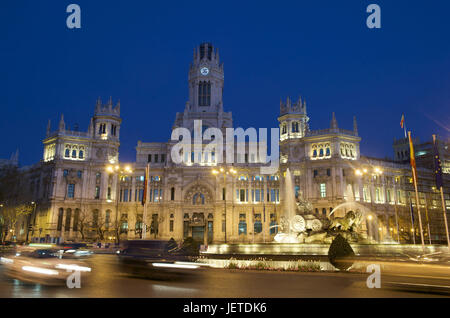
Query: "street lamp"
26 201 37 243
106 163 133 245
212 166 237 243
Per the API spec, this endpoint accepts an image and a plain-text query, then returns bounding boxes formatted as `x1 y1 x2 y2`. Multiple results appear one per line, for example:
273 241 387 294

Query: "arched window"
198 81 211 106
238 221 247 235
72 150 77 158
57 208 64 231
313 149 317 157
282 124 287 134
193 193 205 205
319 148 324 157
254 221 262 234
326 148 330 156
65 209 72 232
79 150 84 159
65 149 70 158
73 209 80 231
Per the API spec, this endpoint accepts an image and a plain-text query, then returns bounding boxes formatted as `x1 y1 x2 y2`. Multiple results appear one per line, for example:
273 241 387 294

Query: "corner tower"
278 96 309 142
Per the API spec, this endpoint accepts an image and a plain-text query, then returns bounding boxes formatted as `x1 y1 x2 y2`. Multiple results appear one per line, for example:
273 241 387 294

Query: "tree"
73 209 90 241
0 204 33 243
92 210 110 241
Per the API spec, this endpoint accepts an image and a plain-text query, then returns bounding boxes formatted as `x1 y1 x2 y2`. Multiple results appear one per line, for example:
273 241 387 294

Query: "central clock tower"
173 43 233 132
188 42 224 112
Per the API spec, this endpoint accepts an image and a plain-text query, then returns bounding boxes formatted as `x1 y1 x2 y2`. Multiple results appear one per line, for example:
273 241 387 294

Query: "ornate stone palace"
7 43 450 245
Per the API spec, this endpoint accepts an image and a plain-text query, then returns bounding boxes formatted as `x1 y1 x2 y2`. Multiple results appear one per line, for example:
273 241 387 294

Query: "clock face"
200 67 209 76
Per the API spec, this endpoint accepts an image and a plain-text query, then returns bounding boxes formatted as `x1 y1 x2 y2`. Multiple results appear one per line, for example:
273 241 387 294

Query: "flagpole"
424 195 432 245
408 131 425 248
409 197 416 245
142 163 149 239
394 201 400 243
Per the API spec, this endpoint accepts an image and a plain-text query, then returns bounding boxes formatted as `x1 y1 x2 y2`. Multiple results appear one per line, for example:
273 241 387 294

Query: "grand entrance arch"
183 183 215 244
183 212 214 244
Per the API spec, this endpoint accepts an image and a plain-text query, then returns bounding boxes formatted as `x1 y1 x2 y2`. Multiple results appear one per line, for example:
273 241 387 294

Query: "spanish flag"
408 131 418 183
400 114 405 129
142 164 149 206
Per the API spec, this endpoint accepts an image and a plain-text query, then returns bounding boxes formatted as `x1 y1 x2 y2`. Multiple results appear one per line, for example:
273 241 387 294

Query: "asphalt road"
0 255 448 298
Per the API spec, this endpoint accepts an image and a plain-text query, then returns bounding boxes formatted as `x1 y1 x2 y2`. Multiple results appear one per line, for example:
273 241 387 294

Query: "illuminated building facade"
14 43 450 245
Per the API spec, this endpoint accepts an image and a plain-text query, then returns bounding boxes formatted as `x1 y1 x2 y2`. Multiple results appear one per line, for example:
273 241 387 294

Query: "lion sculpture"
329 211 362 232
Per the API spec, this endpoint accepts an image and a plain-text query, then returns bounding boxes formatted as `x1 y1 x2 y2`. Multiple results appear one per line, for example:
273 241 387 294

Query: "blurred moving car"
57 243 93 258
117 239 208 279
0 246 91 286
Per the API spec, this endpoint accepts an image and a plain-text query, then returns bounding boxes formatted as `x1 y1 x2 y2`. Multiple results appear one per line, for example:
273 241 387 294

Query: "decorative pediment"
184 183 213 204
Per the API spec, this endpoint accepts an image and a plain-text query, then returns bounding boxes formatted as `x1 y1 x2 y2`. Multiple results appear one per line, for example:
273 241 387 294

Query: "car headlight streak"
22 266 59 276
55 264 91 272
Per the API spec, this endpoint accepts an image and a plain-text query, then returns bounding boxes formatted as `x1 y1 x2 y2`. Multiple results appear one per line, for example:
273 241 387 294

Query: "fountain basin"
202 243 449 258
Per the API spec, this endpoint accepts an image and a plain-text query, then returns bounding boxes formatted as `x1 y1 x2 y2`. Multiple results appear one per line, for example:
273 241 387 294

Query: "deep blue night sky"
1 0 449 166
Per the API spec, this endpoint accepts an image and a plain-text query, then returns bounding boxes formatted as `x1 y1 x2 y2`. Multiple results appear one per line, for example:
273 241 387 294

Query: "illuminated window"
238 214 247 235
67 184 75 198
320 183 326 198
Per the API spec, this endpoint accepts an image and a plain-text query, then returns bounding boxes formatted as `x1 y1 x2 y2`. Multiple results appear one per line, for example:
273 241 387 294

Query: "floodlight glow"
152 263 199 269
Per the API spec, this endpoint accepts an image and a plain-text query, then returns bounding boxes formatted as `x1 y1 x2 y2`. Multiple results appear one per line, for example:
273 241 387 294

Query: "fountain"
201 170 448 260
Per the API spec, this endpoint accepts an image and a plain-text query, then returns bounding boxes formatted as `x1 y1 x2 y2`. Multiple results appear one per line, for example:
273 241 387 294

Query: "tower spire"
353 116 358 135
330 112 338 129
59 114 65 131
46 119 51 137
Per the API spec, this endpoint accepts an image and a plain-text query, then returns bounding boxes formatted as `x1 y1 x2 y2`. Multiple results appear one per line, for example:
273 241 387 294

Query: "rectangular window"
107 187 111 200
313 170 318 178
155 154 159 163
171 187 175 201
139 189 144 202
240 189 245 202
73 210 79 231
67 184 75 198
161 154 165 162
319 183 326 198
123 189 129 202
154 189 158 202
148 154 152 163
270 189 276 202
105 211 111 229
95 186 100 199
170 220 174 232
222 188 226 201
